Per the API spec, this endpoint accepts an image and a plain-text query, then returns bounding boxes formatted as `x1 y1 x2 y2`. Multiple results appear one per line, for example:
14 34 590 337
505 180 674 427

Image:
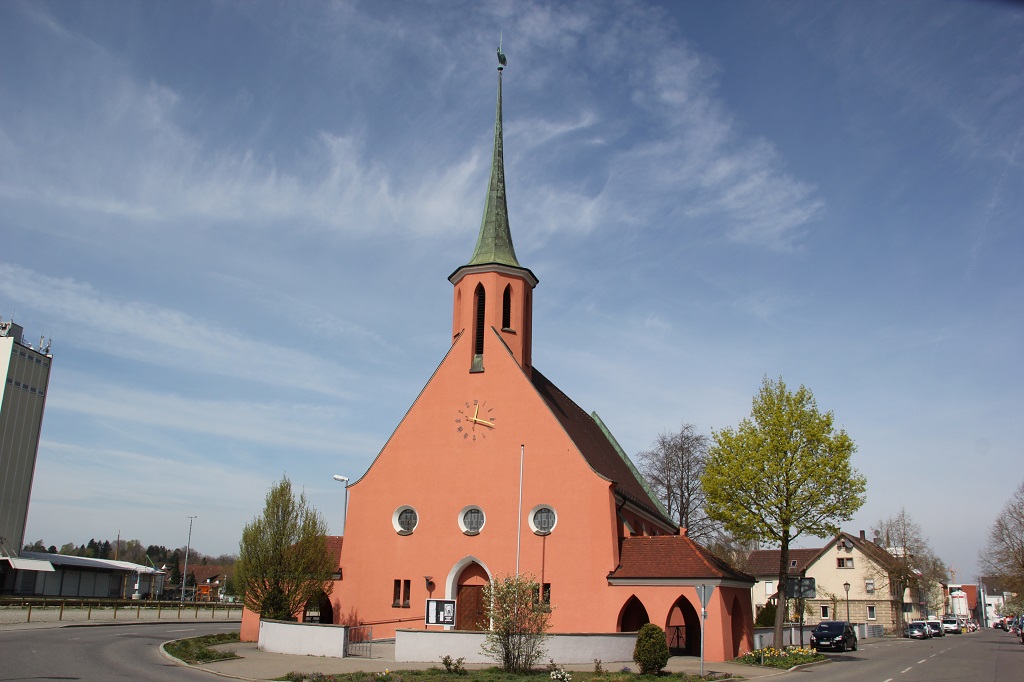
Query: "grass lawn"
163 631 241 664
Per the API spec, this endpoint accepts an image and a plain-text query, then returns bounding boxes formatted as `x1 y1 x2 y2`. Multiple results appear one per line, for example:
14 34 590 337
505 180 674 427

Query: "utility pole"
181 516 196 603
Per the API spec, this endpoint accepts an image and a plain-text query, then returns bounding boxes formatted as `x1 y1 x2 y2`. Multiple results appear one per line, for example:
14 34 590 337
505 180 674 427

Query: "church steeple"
449 48 537 375
467 62 520 269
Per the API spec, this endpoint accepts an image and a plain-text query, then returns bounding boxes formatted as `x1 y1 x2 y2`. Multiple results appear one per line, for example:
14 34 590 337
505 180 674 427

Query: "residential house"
745 548 819 620
749 531 933 634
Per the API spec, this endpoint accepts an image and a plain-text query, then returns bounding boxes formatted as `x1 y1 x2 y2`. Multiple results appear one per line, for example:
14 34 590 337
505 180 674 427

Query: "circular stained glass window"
393 506 419 535
463 507 484 534
532 506 556 535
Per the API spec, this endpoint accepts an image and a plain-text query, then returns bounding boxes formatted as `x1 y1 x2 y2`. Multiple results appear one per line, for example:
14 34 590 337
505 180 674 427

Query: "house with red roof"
747 531 939 633
241 55 754 662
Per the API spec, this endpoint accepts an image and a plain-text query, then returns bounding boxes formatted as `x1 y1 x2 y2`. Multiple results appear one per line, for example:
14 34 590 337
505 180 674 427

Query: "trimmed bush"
633 623 670 675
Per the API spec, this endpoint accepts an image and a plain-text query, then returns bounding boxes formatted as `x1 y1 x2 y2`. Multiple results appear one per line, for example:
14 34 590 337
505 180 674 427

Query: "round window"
392 506 419 535
459 506 485 535
529 505 556 535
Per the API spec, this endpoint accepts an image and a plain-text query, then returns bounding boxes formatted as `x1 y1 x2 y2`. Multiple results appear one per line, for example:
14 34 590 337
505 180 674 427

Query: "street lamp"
333 475 349 535
181 516 196 603
844 581 851 622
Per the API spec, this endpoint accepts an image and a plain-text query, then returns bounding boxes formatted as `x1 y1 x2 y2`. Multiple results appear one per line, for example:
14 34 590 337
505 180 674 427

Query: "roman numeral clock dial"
455 399 496 442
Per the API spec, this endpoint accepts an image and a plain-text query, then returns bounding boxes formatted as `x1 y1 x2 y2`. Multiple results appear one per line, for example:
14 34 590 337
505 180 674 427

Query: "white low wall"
258 619 348 658
396 629 637 664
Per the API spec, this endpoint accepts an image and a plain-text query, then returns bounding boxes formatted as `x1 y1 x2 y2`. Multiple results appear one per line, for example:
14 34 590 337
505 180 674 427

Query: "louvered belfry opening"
472 283 486 371
502 284 512 329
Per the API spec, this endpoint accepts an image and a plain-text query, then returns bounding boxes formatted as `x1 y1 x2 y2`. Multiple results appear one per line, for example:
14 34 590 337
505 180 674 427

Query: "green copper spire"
466 56 521 268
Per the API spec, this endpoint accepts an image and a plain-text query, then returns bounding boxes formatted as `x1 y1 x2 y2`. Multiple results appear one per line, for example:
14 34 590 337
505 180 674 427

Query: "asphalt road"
2 622 1022 682
785 627 1024 682
0 621 237 681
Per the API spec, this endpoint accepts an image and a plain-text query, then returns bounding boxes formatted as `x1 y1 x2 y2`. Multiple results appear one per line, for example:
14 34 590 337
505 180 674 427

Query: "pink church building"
242 56 753 663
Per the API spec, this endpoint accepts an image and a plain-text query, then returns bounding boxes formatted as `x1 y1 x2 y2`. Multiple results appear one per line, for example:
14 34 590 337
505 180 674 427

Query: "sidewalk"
2 616 801 680
190 640 795 680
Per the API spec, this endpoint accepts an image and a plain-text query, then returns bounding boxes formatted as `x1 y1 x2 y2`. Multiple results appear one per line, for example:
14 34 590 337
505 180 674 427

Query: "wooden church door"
456 584 485 630
455 561 489 630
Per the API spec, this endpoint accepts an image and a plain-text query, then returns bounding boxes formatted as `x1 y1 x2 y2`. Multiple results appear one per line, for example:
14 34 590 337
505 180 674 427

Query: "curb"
159 639 255 682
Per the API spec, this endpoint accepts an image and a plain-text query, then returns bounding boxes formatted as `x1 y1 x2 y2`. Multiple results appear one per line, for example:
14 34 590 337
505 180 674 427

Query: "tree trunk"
774 532 790 648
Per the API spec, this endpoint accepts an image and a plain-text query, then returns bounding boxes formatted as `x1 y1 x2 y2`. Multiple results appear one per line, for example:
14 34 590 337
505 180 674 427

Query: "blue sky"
2 1 1020 582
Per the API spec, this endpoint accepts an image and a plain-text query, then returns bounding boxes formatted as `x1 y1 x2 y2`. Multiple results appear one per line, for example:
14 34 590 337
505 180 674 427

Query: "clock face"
455 399 497 442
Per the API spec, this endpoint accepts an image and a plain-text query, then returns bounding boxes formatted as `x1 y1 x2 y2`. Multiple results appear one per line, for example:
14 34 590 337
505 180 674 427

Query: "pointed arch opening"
729 594 745 658
617 595 650 632
502 284 512 330
454 288 463 340
666 594 701 656
454 561 489 631
302 590 334 624
472 284 485 372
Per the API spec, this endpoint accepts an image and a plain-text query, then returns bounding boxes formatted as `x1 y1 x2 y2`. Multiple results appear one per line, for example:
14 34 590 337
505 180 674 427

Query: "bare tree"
870 508 947 634
637 423 718 542
979 479 1024 598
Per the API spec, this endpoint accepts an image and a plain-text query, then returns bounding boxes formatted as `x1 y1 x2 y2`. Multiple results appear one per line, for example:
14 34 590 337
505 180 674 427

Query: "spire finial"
497 31 507 70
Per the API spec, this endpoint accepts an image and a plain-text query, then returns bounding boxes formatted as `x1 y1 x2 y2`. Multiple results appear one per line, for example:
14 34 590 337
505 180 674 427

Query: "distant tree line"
22 538 236 568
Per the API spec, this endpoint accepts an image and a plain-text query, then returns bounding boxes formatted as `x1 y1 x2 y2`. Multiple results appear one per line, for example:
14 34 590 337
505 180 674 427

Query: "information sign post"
425 599 457 627
697 584 715 677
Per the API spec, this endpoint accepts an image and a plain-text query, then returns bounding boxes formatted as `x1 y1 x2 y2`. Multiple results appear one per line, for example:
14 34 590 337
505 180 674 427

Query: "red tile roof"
530 369 675 529
326 536 344 567
746 548 821 577
179 564 231 583
608 535 754 582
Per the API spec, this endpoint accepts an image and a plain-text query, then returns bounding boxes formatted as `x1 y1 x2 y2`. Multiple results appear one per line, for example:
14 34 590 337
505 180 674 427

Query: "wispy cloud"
47 377 375 454
0 264 357 397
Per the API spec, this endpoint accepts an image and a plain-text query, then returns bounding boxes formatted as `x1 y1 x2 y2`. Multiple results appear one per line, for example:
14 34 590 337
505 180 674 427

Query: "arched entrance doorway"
618 595 650 632
729 594 745 658
455 562 489 630
302 590 334 624
666 595 701 656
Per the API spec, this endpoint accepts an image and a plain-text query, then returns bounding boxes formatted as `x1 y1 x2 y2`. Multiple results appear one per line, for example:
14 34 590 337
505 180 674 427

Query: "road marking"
167 628 196 632
884 678 893 682
918 659 926 664
901 667 913 674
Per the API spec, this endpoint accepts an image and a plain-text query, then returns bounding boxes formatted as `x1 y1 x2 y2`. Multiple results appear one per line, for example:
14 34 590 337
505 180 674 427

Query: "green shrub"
754 603 776 628
633 623 670 675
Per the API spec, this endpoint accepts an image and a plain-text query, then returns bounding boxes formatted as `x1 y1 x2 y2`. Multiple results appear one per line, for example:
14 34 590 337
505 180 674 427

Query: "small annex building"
242 55 754 662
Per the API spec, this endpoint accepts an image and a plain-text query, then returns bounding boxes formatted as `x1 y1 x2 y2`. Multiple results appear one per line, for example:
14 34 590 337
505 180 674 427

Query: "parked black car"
810 620 858 652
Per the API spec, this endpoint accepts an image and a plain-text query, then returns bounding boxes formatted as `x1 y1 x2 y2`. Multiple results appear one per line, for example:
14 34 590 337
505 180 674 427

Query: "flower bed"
733 646 825 669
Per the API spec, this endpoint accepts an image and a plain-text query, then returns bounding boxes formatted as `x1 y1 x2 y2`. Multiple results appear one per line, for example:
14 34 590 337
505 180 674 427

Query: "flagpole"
516 444 524 574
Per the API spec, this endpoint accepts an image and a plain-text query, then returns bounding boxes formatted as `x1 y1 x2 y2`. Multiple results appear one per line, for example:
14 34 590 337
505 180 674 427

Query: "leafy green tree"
169 563 182 589
480 573 551 673
702 376 866 647
235 476 335 621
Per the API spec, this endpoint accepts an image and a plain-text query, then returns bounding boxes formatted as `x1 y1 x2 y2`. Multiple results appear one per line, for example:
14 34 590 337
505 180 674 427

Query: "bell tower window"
472 284 485 372
502 285 512 330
